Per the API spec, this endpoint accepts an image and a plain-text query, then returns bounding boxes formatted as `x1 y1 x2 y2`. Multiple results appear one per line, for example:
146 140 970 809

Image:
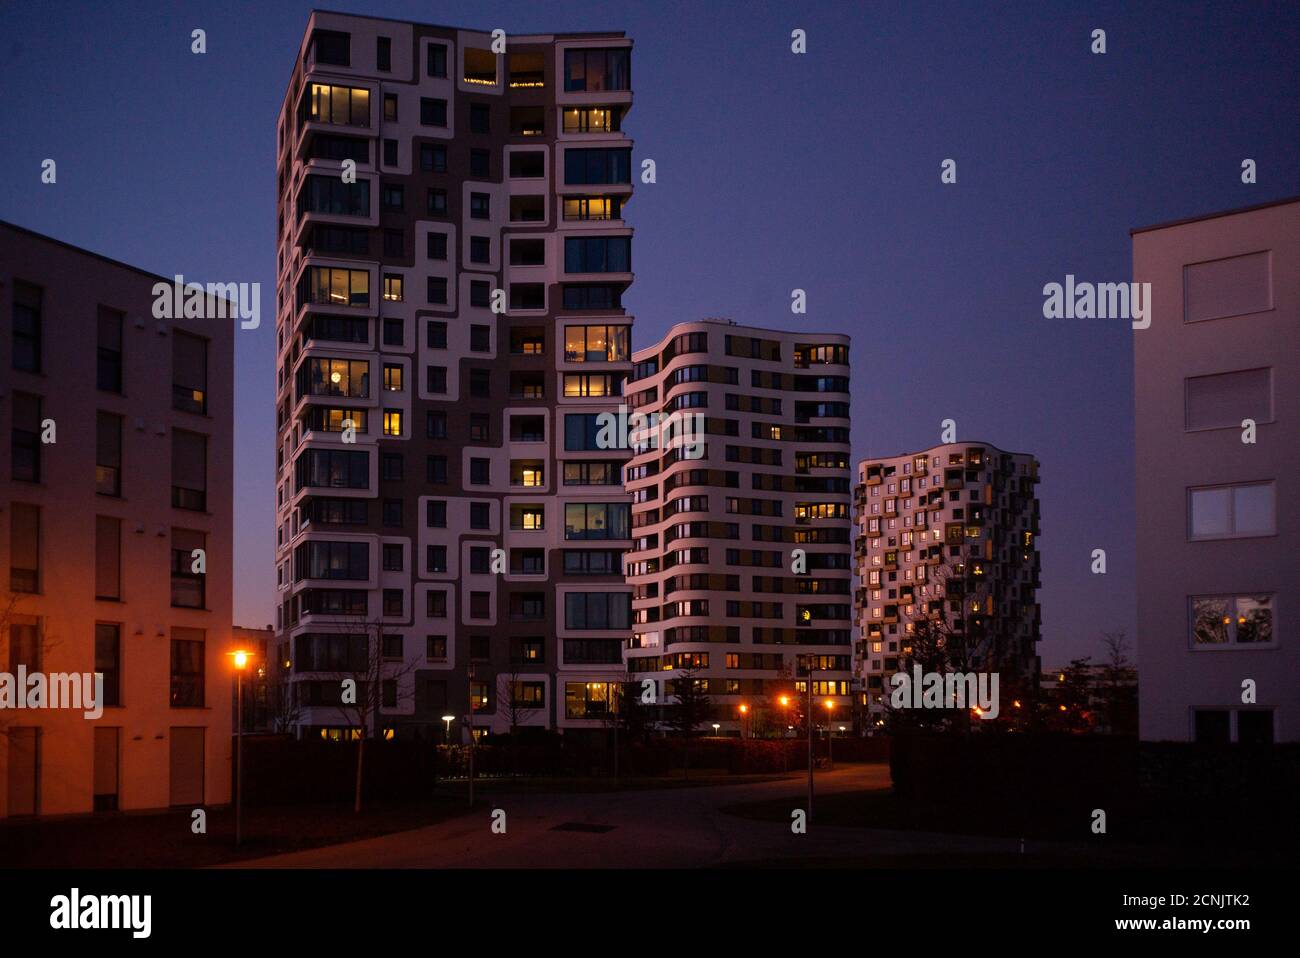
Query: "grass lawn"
0 795 474 868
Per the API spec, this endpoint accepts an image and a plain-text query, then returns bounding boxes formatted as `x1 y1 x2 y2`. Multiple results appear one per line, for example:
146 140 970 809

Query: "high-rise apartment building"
274 12 635 739
622 320 853 734
1132 196 1299 743
1 221 234 816
853 442 1041 724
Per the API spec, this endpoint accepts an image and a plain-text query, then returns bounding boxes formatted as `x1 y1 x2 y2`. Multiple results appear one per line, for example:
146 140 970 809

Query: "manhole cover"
551 822 616 833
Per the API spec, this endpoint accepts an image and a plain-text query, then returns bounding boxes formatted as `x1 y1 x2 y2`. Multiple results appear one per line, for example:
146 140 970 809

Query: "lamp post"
738 703 748 740
441 714 455 744
778 695 790 773
229 649 250 847
806 675 813 822
466 666 476 808
824 699 835 771
711 723 721 736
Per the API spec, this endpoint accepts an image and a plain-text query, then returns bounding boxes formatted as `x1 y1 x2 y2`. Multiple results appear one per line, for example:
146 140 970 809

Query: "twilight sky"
2 0 1297 666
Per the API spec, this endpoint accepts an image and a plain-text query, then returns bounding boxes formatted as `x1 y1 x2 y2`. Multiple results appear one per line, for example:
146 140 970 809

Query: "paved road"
234 764 1062 868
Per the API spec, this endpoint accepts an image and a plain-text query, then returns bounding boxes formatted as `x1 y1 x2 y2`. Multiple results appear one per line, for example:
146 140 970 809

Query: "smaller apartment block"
854 442 1041 723
1133 196 1299 743
623 320 853 734
0 221 233 816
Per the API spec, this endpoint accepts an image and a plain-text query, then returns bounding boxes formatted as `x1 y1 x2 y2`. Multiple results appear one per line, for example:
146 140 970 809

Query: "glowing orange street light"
228 649 252 846
824 700 836 771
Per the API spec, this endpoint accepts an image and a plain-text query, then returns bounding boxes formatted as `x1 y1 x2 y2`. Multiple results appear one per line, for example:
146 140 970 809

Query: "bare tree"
318 614 420 813
1098 630 1137 735
0 591 62 728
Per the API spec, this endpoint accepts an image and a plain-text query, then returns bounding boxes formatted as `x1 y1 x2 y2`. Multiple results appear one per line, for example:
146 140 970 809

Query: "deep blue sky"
3 0 1297 666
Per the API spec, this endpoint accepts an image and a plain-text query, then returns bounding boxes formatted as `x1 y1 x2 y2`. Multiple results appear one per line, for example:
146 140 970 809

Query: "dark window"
427 232 448 260
11 391 41 482
97 306 123 392
172 331 208 414
470 502 491 529
383 589 403 616
510 284 545 310
171 429 208 511
469 458 490 485
426 500 447 528
470 148 490 177
298 174 371 216
427 411 447 439
470 236 491 263
383 93 398 121
565 236 631 273
467 410 488 441
170 629 205 707
469 368 491 398
470 192 490 219
96 412 122 496
563 148 632 185
95 623 121 707
376 36 391 71
426 321 447 348
383 543 403 571
469 546 490 574
382 183 404 211
382 633 402 658
382 317 403 346
427 277 448 305
427 188 448 216
470 325 491 352
1238 710 1274 745
509 106 545 136
426 44 447 77
1193 709 1231 745
427 455 448 483
562 284 622 310
426 545 447 573
563 47 630 92
421 97 447 126
509 152 545 178
470 281 491 309
383 138 398 166
469 103 490 134
171 529 207 607
311 29 351 67
426 366 447 393
420 143 447 172
510 239 545 266
382 499 402 527
383 229 404 257
381 452 403 480
12 281 42 373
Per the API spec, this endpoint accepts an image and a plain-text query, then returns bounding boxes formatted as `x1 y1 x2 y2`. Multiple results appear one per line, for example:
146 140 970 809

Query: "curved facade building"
622 320 853 734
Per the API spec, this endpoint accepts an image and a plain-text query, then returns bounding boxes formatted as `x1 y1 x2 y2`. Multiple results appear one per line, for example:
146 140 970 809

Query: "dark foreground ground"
2 762 1288 868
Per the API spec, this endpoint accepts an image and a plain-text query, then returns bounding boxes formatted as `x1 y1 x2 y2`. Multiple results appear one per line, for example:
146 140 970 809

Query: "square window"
471 148 490 177
469 103 490 134
421 97 447 126
470 502 491 530
470 235 491 264
427 232 448 260
420 143 447 172
470 325 491 352
470 192 490 219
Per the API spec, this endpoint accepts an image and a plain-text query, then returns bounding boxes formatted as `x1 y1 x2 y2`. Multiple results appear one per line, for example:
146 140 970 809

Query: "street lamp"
228 649 251 846
711 723 721 736
778 695 791 772
738 703 748 740
441 714 455 744
824 699 835 771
